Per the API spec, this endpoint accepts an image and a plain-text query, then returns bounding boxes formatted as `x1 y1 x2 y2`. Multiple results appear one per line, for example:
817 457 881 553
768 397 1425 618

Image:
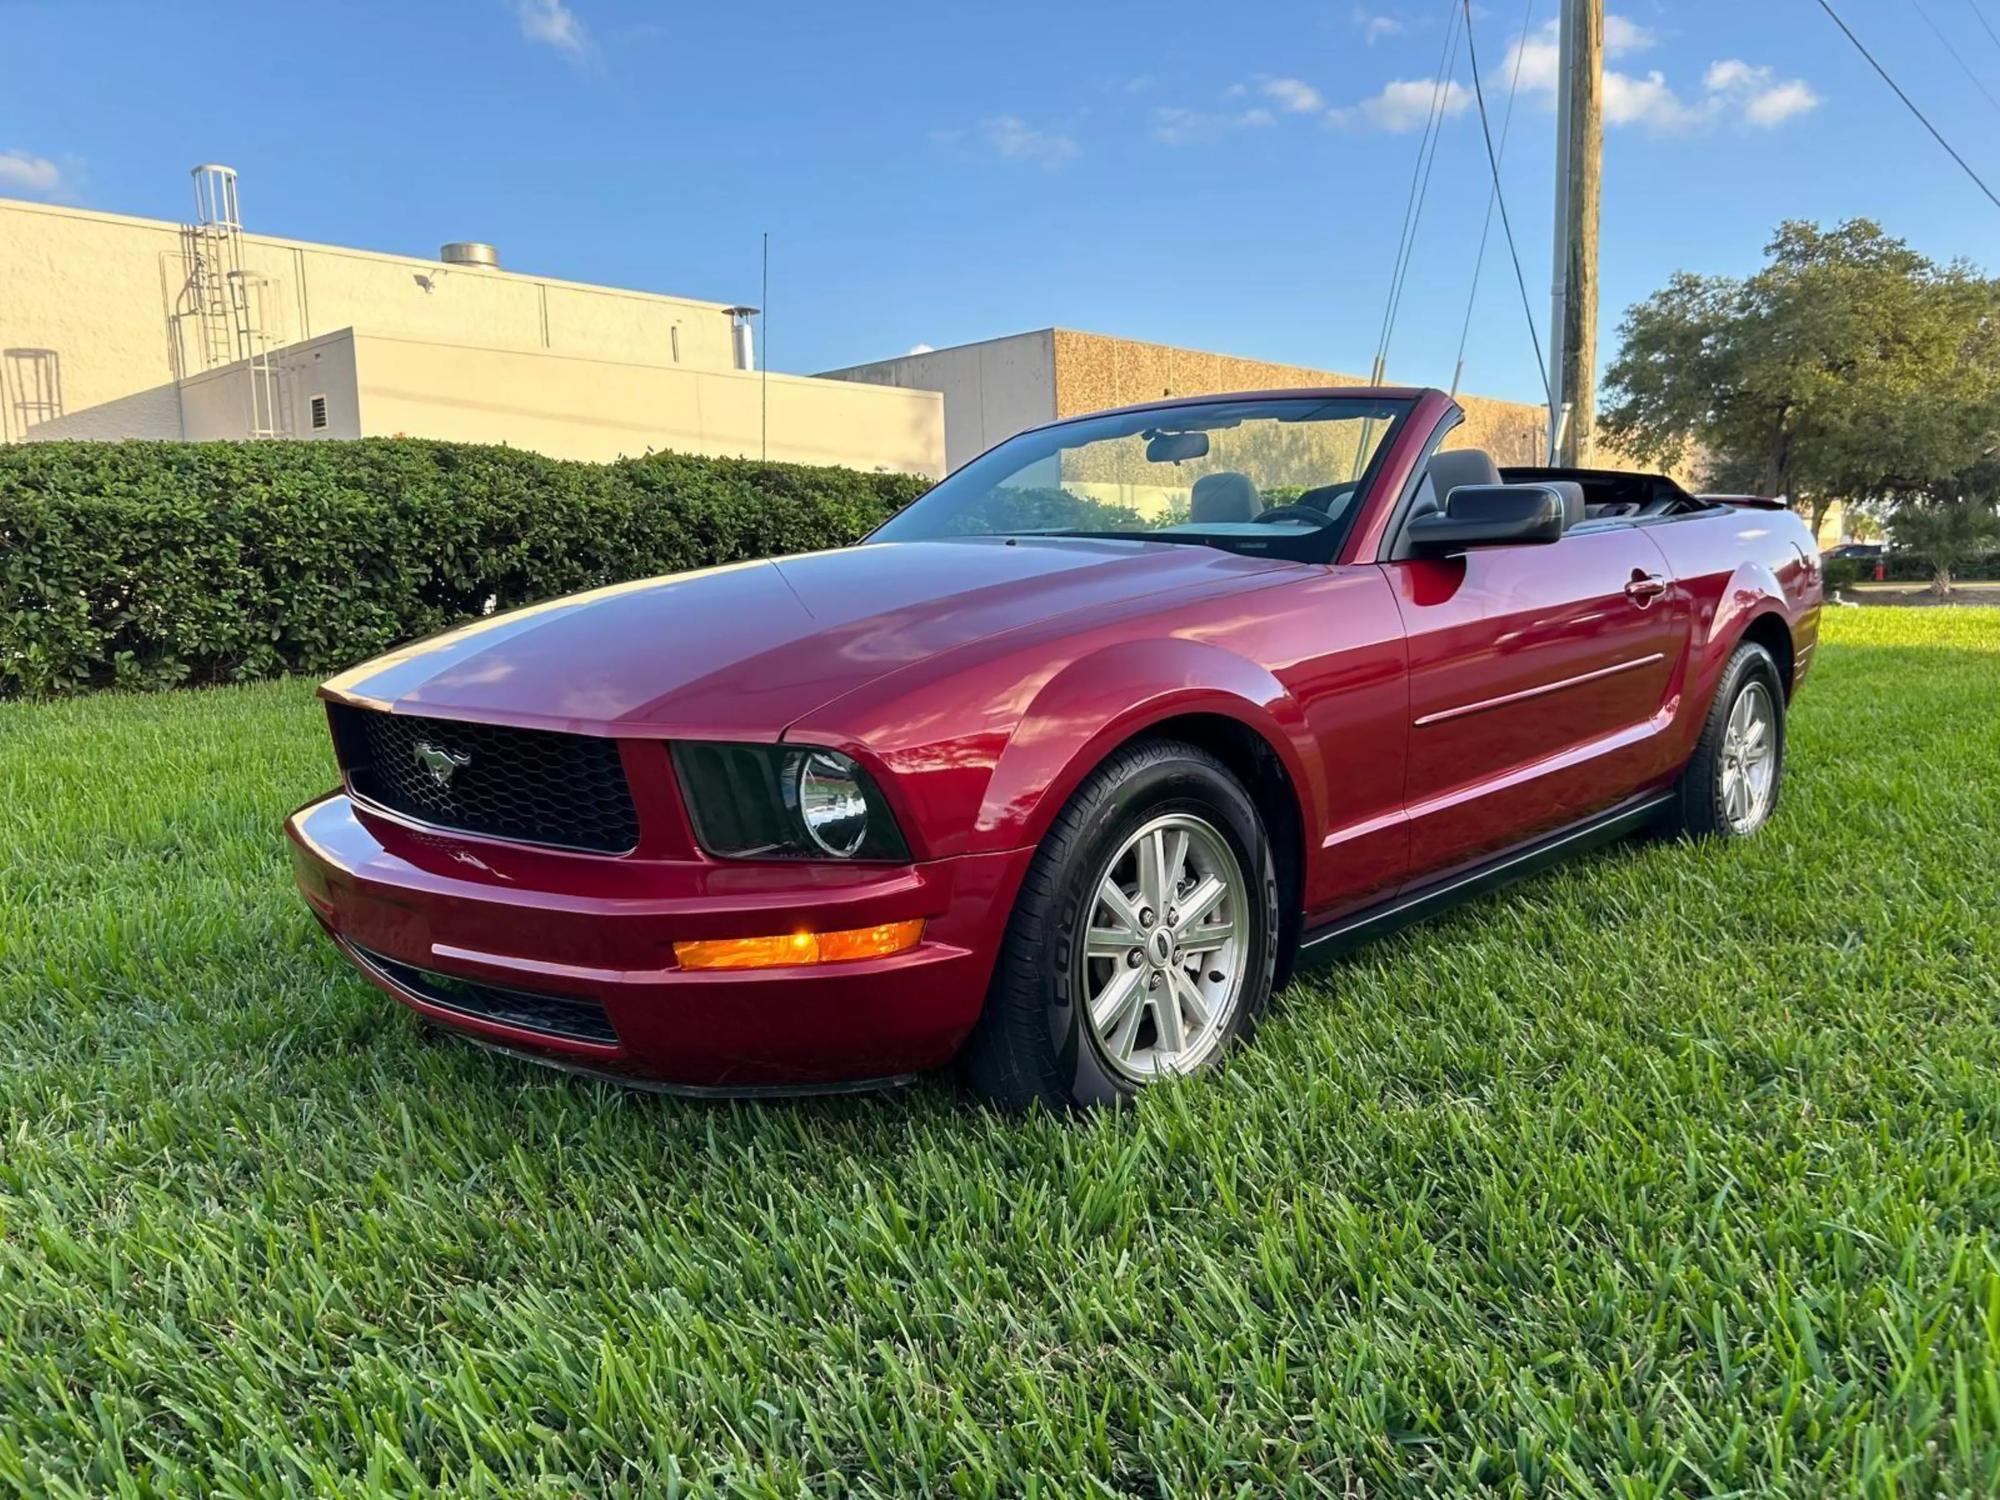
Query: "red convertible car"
287 388 1820 1109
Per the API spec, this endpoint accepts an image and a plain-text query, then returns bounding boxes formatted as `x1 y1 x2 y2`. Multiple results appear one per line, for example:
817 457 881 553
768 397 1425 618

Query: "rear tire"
960 739 1279 1112
1663 639 1786 839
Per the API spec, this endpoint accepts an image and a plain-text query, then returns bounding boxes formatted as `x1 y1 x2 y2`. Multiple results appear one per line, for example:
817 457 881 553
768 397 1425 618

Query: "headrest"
1190 472 1261 524
1426 447 1503 498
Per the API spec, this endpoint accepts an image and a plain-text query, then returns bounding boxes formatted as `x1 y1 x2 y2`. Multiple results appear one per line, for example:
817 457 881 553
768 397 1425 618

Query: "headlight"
796 751 870 856
670 742 909 861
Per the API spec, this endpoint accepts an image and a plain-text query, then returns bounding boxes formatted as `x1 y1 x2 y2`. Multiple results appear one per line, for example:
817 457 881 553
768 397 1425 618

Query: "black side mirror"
1406 483 1569 553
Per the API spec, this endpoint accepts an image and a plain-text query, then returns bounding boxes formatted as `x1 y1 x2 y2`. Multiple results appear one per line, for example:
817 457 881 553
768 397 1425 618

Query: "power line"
1452 0 1537 395
1370 0 1465 385
1379 16 1461 375
1813 0 2000 213
1459 0 1553 408
1968 0 2000 56
1909 0 2000 120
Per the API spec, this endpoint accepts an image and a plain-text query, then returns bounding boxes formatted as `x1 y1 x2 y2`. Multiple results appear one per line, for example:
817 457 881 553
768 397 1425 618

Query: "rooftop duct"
439 242 500 270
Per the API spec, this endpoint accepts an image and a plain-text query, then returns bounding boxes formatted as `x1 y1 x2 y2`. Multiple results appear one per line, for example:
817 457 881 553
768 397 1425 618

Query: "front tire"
960 739 1279 1111
1664 639 1787 839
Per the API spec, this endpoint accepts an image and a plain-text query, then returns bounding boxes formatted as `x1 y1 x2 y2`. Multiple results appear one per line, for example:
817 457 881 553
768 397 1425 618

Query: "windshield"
872 395 1412 557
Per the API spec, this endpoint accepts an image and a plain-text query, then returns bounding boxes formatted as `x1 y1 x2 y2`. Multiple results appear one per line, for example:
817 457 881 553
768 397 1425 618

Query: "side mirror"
1406 483 1569 553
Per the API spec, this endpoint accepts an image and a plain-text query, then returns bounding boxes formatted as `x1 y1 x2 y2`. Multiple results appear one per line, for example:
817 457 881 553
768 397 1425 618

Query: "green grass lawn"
3 609 1998 1498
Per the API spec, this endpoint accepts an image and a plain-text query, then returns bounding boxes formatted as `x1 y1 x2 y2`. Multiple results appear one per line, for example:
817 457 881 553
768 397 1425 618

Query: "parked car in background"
287 388 1822 1110
1820 540 1885 593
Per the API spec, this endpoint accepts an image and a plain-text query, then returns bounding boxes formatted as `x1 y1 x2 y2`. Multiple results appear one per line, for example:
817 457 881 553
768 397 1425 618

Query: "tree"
1842 508 1884 543
1885 458 2000 596
1601 220 2000 541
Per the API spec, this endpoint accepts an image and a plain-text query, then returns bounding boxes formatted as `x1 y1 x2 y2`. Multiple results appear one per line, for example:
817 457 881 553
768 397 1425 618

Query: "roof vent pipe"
439 242 500 269
724 305 759 371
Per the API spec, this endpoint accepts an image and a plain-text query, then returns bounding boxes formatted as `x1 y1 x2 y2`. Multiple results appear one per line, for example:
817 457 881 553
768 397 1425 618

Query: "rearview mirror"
1144 430 1210 464
1406 483 1568 553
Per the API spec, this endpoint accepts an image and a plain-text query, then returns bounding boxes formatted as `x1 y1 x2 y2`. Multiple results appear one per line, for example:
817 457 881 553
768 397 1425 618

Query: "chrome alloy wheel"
1077 812 1249 1082
1720 680 1778 833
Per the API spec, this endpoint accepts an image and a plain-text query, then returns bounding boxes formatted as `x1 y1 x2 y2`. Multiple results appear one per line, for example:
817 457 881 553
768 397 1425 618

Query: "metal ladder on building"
184 164 286 437
229 269 285 439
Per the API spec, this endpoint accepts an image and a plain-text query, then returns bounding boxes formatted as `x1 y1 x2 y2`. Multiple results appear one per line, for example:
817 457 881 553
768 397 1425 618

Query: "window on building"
309 394 328 431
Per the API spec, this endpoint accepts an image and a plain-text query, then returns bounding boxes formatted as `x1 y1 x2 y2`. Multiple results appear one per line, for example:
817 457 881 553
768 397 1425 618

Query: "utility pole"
1546 0 1602 465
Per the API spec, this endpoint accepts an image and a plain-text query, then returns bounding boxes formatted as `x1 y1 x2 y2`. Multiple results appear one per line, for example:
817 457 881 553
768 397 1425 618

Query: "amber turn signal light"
673 918 924 971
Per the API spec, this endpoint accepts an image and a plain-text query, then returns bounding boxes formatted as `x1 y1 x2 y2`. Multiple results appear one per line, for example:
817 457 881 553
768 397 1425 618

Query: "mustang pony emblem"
412 741 473 789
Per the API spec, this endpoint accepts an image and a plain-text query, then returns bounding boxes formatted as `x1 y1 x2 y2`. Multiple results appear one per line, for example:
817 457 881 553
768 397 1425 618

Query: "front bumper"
286 793 1029 1093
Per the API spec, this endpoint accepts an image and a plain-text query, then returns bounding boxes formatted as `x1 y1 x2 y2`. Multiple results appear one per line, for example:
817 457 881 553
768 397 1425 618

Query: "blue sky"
4 0 1997 404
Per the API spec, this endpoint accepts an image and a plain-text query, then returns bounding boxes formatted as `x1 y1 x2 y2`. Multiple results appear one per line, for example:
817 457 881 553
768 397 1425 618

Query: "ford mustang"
287 387 1821 1109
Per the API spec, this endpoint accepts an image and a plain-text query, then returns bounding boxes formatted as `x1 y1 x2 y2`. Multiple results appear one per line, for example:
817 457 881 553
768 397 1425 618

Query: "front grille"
350 943 619 1045
329 705 641 853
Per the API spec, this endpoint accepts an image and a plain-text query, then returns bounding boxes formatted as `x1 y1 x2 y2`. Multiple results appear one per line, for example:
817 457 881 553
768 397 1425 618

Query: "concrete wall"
0 196 742 441
175 364 259 441
170 332 366 441
19 382 184 441
25 328 370 443
822 327 1647 475
25 324 942 474
819 331 1056 473
276 330 364 440
27 326 944 474
346 331 942 472
1048 329 1559 465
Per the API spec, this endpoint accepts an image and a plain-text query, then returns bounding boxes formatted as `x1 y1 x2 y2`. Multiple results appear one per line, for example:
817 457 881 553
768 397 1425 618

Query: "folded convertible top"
1696 493 1789 511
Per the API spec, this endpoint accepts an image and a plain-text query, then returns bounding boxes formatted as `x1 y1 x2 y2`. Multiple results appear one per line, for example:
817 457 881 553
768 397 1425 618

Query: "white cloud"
1703 59 1821 124
1501 17 1817 132
1354 9 1403 45
1696 59 1824 125
516 0 589 60
1260 76 1325 113
905 343 935 355
1603 70 1694 128
1497 8 1655 84
1500 22 1560 94
1603 15 1657 55
1329 78 1473 132
0 150 64 195
980 115 1079 166
1151 104 1278 145
1741 77 1821 125
1703 59 1758 92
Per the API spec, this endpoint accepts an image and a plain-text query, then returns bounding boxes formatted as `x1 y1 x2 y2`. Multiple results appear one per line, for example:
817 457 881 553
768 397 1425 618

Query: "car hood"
321 538 1298 737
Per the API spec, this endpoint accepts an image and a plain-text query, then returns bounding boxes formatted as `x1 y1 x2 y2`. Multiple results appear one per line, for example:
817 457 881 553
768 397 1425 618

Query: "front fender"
973 637 1321 852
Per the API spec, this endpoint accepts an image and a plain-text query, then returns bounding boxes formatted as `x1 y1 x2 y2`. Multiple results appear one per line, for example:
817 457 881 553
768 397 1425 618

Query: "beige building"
1 189 943 474
4 173 1653 488
821 328 1579 475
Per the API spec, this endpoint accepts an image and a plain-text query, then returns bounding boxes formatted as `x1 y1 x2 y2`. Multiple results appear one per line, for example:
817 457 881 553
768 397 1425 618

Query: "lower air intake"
349 943 619 1045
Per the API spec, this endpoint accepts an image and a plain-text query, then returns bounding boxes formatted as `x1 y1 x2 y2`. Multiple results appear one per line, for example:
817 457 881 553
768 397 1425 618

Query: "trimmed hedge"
1879 552 2000 583
0 440 929 697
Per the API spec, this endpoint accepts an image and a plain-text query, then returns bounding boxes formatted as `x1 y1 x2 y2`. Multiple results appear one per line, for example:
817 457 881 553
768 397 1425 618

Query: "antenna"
760 231 769 462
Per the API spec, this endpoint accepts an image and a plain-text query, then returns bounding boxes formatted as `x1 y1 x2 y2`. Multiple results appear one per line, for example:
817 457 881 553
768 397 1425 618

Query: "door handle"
1625 572 1668 604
